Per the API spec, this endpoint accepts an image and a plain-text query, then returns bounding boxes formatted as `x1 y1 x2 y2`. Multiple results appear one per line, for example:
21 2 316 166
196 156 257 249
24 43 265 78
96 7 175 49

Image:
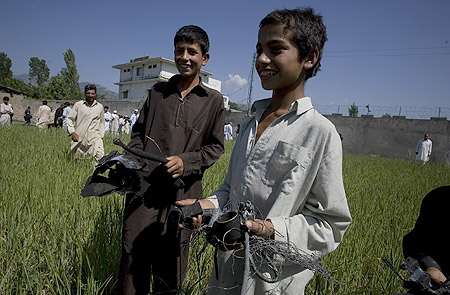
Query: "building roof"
0 85 29 96
112 56 213 76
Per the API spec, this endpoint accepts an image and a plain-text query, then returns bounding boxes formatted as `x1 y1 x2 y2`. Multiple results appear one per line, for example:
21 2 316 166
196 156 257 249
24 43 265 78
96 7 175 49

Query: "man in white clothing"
415 133 432 163
67 84 105 161
129 109 139 132
111 110 119 134
62 102 72 131
37 101 52 129
224 122 233 140
0 96 13 125
104 106 113 132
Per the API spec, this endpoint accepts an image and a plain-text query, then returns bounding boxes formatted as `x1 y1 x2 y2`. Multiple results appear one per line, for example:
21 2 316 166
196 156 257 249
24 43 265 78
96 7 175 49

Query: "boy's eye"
271 46 283 53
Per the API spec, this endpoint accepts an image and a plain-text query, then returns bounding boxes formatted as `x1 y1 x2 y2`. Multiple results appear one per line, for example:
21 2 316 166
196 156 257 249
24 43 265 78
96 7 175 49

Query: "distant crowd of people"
1 87 141 162
103 106 139 135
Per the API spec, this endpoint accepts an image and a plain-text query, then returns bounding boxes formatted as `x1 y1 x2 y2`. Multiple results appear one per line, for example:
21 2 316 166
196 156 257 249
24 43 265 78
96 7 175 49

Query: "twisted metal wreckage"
81 138 337 293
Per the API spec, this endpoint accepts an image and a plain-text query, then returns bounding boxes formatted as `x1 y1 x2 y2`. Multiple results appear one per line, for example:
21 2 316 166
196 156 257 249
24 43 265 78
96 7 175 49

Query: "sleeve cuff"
420 256 442 271
269 217 288 243
205 195 219 209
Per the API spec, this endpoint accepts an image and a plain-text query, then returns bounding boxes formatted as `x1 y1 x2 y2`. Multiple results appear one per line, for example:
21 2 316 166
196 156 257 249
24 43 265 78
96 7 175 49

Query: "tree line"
0 49 88 101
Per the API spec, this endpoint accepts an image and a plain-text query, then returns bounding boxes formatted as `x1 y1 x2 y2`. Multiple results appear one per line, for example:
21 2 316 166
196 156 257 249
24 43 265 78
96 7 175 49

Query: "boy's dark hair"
174 25 210 56
84 84 97 94
3 96 9 101
260 8 327 80
42 100 47 105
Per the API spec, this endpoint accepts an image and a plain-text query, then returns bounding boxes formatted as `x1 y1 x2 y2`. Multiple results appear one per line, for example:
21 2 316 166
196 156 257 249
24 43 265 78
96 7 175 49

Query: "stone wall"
327 114 450 163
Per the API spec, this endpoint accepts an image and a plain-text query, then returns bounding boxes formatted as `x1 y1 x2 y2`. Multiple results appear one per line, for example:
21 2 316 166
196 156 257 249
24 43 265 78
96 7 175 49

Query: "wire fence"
314 105 450 120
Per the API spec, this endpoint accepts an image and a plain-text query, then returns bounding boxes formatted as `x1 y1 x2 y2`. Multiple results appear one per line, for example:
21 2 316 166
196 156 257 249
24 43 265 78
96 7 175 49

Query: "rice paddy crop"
1 124 448 294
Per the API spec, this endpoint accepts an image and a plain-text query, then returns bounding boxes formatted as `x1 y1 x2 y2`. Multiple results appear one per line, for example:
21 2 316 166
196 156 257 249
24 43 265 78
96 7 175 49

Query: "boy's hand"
71 132 79 142
165 156 184 178
426 267 447 284
245 219 274 239
176 199 215 228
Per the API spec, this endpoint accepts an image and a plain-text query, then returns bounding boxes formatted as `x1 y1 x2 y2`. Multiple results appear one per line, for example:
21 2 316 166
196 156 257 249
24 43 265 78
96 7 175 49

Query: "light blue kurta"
206 97 352 295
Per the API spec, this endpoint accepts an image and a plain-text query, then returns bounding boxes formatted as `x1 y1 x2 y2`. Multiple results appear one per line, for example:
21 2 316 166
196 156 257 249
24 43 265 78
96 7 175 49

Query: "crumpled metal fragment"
80 150 148 197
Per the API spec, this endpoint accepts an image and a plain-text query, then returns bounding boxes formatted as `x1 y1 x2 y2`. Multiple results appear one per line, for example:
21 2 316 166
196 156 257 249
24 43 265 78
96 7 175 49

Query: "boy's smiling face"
174 41 209 78
256 24 309 92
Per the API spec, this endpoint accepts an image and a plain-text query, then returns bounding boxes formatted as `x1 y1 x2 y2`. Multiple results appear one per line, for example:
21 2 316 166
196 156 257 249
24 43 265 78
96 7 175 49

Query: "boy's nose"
256 51 270 65
181 50 190 60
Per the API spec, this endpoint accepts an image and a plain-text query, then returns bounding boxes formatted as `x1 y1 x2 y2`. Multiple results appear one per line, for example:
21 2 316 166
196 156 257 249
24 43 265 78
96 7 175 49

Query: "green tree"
0 52 13 84
381 113 392 118
348 103 359 117
228 101 241 110
46 73 70 100
29 57 50 87
60 48 82 99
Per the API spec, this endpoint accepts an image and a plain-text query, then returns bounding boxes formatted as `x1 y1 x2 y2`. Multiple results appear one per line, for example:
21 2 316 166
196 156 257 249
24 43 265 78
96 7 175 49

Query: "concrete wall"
223 111 450 163
327 114 450 163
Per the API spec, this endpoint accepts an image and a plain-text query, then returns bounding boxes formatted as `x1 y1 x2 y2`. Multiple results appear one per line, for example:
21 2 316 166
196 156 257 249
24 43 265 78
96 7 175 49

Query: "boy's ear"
202 53 210 66
304 48 319 70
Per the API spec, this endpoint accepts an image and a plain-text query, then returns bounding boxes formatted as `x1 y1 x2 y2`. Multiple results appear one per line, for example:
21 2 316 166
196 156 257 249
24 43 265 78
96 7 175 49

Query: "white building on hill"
113 56 229 109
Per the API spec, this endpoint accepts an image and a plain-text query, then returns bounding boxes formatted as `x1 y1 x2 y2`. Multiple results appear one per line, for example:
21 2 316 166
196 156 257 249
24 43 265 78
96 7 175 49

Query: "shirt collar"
164 74 209 97
252 97 313 121
83 99 99 107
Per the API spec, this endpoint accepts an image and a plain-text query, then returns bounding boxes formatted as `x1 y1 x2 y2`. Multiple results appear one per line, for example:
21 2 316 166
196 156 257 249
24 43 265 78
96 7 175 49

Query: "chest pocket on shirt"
262 141 313 193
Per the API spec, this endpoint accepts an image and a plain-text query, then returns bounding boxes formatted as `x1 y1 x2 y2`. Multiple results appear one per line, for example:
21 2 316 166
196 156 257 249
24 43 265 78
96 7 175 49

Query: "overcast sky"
2 0 449 111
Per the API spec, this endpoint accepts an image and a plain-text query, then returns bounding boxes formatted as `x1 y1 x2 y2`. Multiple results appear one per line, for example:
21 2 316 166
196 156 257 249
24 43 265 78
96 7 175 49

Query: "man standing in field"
129 109 139 132
224 121 233 140
110 110 119 134
62 102 71 131
66 84 105 161
54 103 65 127
415 133 432 163
0 96 14 125
104 106 113 132
37 101 52 129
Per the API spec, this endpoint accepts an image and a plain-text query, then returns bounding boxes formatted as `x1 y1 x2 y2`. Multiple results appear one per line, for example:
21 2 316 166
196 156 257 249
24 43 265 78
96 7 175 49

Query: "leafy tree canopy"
228 101 241 110
0 52 13 84
60 48 82 100
348 103 359 117
29 57 50 86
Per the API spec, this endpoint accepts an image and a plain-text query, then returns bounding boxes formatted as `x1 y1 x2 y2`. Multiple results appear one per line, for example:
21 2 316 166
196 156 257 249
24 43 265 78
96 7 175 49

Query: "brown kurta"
120 75 225 294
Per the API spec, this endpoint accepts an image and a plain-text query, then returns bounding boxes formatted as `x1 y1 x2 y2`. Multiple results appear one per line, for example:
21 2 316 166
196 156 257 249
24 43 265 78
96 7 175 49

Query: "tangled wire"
190 200 338 294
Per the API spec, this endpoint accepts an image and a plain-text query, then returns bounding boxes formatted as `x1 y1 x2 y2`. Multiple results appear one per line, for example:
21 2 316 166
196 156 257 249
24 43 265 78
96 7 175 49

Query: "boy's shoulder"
200 82 224 101
152 78 223 104
307 108 339 135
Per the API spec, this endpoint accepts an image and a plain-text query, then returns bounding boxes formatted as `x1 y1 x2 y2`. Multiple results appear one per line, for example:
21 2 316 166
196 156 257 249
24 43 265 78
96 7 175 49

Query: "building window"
136 67 142 76
127 69 130 72
123 69 126 72
123 90 128 99
153 64 157 68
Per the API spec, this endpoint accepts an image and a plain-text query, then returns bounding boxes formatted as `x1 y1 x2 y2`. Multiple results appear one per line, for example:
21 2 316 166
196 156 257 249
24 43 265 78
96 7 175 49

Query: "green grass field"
0 124 448 294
